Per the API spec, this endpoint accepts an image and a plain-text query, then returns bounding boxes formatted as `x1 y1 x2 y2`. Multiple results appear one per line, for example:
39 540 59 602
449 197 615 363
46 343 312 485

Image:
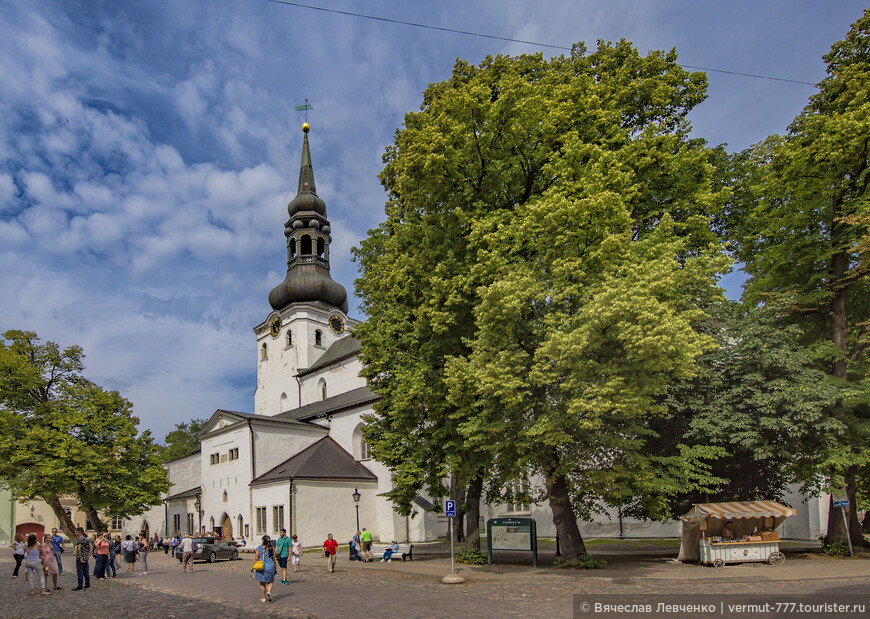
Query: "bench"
370 543 414 562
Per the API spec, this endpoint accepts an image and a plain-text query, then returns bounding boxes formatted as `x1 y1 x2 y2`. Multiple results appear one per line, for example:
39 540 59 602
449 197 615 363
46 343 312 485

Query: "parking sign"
445 500 456 518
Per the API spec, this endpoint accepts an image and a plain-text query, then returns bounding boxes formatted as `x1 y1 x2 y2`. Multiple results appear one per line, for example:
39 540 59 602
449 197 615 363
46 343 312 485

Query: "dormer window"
261 343 268 360
315 329 322 346
301 234 312 255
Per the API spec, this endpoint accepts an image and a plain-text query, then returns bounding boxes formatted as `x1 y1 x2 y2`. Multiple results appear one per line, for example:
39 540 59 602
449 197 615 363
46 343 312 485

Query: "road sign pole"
450 517 454 574
841 506 854 557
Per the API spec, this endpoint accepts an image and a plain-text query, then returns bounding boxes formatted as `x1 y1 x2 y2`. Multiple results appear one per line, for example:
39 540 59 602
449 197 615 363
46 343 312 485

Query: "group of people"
9 527 153 595
348 528 376 562
250 528 303 603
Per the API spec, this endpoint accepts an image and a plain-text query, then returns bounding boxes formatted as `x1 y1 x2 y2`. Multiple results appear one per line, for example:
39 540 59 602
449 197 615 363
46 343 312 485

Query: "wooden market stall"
677 500 796 567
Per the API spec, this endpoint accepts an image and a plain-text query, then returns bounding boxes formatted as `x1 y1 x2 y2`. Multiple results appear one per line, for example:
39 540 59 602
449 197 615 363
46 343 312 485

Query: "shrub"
554 554 606 569
455 549 488 565
822 542 852 557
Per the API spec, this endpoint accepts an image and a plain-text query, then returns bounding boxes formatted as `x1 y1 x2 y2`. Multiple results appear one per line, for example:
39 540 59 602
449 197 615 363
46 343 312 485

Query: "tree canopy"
160 417 207 462
0 330 169 537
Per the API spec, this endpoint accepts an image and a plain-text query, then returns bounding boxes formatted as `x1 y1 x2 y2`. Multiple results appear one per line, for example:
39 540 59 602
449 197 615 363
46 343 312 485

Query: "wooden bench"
370 543 414 561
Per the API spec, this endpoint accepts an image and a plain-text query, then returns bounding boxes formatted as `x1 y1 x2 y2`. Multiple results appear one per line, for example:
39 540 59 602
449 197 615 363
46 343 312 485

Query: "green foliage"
160 418 208 462
455 549 487 565
356 38 730 559
822 542 853 557
554 554 606 569
0 330 169 532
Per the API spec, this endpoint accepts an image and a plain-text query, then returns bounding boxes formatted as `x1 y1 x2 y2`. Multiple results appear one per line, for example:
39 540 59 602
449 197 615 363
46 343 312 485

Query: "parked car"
175 537 240 563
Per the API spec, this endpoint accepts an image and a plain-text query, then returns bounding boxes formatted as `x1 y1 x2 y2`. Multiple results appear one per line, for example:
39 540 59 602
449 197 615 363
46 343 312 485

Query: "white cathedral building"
139 126 826 546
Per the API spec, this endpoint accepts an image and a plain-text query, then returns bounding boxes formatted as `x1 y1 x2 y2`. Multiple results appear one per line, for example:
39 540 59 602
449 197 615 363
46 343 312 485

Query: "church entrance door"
221 514 233 540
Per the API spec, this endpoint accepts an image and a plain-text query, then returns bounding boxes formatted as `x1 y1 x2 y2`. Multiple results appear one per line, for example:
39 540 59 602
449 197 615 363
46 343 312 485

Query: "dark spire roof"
268 125 348 312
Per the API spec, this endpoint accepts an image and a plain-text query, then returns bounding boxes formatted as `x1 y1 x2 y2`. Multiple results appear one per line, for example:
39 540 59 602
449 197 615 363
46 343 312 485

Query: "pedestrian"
124 535 137 573
10 533 25 578
106 534 117 578
23 533 50 596
360 527 373 562
113 536 122 571
162 536 170 555
380 540 399 562
139 535 149 575
291 535 302 572
170 534 180 559
180 533 196 573
274 528 291 585
50 527 64 575
349 536 358 561
253 535 276 603
93 532 110 580
321 533 339 573
72 526 91 591
352 531 362 561
41 534 60 591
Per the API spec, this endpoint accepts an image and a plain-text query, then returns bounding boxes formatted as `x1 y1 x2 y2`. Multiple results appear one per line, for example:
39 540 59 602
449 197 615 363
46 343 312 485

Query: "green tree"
0 330 169 537
160 418 207 462
357 40 729 560
737 9 870 547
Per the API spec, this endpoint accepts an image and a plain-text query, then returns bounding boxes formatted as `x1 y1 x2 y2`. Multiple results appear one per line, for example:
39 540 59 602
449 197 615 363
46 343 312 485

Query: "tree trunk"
824 470 869 548
78 488 108 533
464 474 483 552
862 509 870 532
542 447 586 559
450 476 466 543
42 494 77 539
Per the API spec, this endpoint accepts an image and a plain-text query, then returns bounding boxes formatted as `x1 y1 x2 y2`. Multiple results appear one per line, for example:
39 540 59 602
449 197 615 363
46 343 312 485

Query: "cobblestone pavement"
2 549 868 618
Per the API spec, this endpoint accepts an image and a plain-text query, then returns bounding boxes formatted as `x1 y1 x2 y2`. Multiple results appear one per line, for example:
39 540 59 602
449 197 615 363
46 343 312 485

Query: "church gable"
250 436 377 485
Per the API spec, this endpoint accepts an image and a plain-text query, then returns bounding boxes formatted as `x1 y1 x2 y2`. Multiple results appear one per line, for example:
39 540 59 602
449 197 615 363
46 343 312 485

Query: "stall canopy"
678 501 796 562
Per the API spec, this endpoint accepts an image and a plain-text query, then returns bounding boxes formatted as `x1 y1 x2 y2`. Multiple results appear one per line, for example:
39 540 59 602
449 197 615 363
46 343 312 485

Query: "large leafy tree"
357 40 729 559
0 330 169 537
160 417 207 462
737 9 870 546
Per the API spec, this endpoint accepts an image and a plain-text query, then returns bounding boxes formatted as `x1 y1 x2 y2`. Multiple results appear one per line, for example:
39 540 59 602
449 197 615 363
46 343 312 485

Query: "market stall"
677 500 795 567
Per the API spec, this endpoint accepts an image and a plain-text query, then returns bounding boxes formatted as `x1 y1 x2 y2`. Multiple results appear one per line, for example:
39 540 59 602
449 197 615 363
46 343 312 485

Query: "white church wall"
299 356 366 406
167 452 201 495
200 426 251 535
250 481 293 537
251 423 326 480
166 497 197 536
294 480 379 546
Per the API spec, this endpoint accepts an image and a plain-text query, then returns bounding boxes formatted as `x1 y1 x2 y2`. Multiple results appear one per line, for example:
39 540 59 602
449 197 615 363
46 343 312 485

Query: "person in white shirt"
180 534 196 573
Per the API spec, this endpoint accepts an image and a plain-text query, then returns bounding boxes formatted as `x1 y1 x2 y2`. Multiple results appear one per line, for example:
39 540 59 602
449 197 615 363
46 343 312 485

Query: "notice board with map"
486 517 538 567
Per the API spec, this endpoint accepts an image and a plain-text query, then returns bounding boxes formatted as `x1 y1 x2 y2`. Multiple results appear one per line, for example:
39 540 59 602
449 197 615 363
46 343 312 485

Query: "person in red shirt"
321 534 340 573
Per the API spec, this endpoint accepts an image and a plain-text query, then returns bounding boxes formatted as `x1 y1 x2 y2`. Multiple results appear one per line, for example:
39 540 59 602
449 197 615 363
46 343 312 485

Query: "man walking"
360 527 373 562
275 528 291 585
72 527 91 591
180 534 196 573
50 527 64 575
321 533 339 573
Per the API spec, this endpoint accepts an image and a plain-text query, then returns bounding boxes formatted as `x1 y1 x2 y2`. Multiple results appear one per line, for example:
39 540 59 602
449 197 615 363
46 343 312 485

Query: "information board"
486 517 538 568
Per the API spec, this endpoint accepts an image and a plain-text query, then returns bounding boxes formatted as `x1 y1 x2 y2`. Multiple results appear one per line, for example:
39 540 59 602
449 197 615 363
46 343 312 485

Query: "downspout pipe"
289 479 294 537
294 374 302 409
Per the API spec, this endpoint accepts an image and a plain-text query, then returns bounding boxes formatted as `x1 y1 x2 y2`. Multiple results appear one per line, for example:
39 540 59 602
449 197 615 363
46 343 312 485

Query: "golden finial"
302 122 310 133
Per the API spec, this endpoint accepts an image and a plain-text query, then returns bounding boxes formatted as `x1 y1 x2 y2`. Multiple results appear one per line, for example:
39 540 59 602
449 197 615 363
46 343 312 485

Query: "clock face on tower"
269 316 281 337
329 314 345 334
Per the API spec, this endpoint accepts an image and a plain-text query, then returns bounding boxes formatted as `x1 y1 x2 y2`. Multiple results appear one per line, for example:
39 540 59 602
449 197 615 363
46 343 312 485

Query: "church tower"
254 124 352 416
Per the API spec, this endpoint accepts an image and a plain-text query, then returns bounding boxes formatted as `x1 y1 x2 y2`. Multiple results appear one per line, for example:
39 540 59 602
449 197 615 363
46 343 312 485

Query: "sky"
1 0 866 440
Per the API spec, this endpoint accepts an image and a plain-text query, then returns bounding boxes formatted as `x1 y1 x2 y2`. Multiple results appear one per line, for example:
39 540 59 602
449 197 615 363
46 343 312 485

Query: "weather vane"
294 98 313 124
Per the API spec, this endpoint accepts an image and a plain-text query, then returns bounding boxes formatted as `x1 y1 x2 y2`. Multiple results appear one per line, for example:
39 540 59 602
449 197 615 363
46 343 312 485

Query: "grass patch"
554 554 607 569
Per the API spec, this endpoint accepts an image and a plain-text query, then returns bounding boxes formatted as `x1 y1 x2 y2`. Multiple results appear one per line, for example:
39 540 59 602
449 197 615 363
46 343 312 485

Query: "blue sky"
1 1 866 440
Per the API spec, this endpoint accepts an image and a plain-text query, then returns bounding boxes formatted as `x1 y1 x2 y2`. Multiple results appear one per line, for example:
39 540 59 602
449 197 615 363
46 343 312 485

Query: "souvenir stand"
677 501 795 567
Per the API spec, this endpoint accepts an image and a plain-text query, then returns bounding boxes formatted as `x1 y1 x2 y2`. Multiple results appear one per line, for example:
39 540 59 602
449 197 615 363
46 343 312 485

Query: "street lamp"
352 487 361 532
193 497 202 534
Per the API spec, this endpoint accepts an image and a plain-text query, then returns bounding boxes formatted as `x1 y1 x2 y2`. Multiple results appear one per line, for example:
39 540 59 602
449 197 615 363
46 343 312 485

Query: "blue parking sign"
445 500 456 518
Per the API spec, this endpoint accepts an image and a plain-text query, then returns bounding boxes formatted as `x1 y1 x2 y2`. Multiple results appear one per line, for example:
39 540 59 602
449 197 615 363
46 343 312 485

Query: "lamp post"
352 487 361 533
193 497 202 534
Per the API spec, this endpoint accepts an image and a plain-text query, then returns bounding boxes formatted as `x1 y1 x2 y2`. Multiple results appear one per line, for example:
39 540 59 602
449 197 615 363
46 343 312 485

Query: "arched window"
279 392 288 413
286 331 293 347
209 516 215 531
223 491 228 503
261 343 268 360
238 515 243 536
314 329 322 346
316 237 325 257
353 423 370 461
301 235 312 255
319 380 327 401
289 238 296 258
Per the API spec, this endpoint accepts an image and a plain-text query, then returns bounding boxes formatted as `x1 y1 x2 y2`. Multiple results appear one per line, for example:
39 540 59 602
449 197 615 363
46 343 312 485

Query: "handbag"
252 560 265 571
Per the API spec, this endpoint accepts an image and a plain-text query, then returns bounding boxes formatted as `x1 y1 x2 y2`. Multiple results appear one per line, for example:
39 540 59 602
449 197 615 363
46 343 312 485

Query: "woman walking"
10 533 24 578
40 534 60 591
138 535 149 575
253 535 276 603
291 534 302 572
106 535 117 578
23 534 50 596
